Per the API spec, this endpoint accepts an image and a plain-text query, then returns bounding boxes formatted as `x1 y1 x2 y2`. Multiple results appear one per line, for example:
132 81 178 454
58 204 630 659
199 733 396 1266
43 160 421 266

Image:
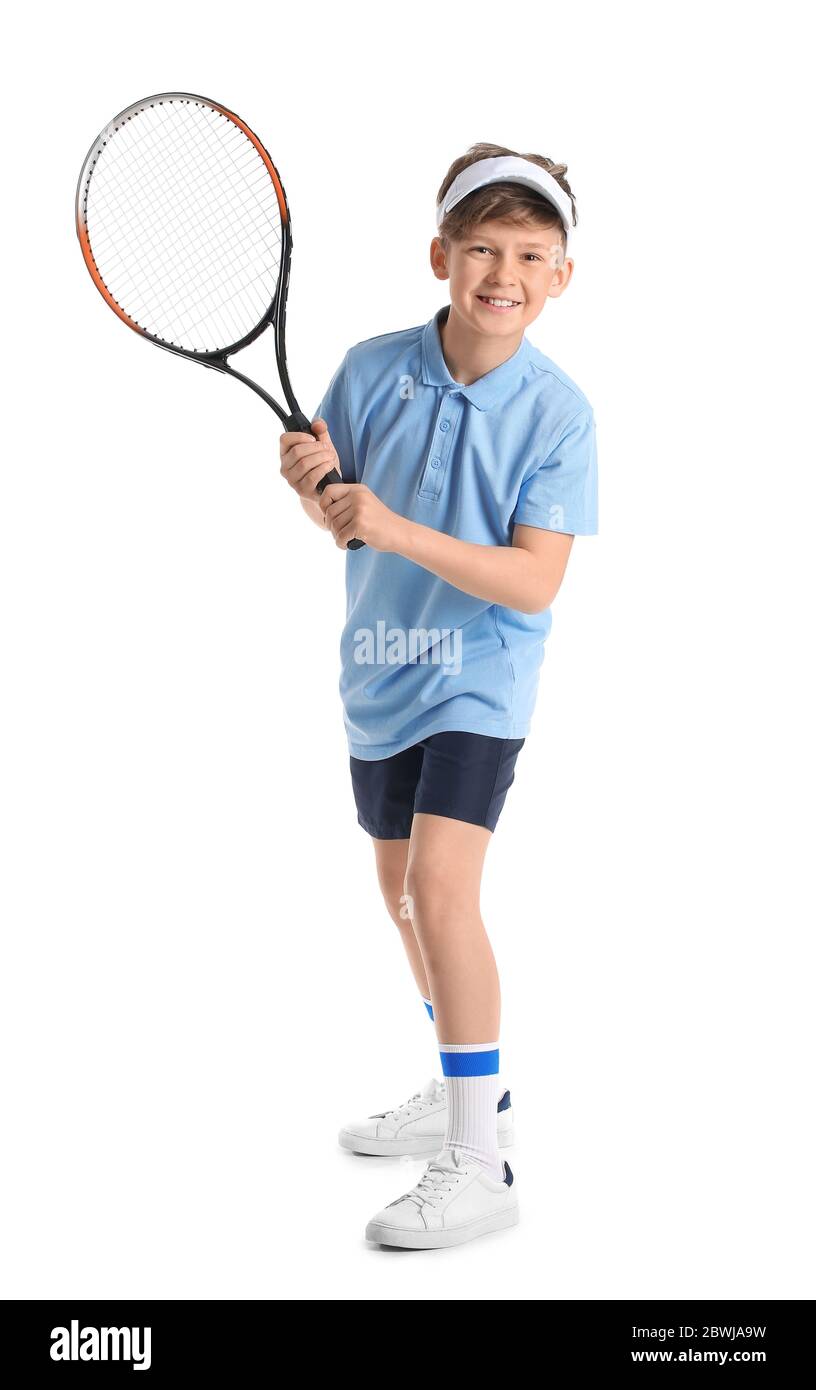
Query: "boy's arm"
318 482 574 612
393 406 597 609
319 403 596 607
395 518 574 614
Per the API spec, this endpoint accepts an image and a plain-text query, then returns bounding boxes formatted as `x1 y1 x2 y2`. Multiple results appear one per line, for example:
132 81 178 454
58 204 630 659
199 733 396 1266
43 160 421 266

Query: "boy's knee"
377 870 412 926
405 858 458 921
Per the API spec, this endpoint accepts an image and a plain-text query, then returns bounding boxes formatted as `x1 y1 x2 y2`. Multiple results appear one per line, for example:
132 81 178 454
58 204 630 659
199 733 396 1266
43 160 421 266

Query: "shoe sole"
339 1124 514 1157
365 1203 519 1249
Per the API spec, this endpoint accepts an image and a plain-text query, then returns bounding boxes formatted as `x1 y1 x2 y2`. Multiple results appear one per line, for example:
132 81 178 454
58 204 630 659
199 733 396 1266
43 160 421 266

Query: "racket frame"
76 92 308 431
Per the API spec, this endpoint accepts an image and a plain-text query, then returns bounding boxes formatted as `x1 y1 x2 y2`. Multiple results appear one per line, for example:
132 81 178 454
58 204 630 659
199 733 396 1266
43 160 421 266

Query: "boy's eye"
470 246 542 262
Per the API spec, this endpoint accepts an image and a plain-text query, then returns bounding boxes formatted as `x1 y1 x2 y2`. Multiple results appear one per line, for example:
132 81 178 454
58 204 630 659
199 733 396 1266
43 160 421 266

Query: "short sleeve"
512 408 598 535
313 351 358 484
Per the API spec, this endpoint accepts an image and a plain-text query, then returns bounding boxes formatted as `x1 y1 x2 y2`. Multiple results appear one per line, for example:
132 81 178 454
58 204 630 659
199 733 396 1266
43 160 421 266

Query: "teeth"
480 297 518 307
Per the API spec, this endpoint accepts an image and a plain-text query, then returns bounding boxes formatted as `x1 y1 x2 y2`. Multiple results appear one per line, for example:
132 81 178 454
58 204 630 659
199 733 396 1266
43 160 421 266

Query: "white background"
1 0 813 1302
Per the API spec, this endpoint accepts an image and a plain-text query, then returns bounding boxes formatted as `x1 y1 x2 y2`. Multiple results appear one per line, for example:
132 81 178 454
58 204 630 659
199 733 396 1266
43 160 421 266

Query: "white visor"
436 155 573 254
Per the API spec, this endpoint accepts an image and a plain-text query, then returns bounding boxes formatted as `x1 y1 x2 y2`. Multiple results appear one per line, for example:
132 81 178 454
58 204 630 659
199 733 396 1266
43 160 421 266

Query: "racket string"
110 105 282 267
82 100 284 352
88 106 281 343
90 104 281 283
89 111 254 284
91 162 278 351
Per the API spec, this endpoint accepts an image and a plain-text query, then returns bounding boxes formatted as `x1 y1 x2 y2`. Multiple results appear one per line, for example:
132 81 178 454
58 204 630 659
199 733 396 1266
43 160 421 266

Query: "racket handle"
315 468 365 551
285 411 365 551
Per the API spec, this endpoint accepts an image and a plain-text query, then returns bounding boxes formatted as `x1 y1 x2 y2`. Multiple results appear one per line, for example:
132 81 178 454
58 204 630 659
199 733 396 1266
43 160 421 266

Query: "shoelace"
383 1083 445 1122
388 1159 462 1211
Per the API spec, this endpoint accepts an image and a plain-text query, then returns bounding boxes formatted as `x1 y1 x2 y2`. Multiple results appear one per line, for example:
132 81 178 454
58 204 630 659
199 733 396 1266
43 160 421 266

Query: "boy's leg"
352 744 433 1010
405 811 504 1179
371 835 431 1002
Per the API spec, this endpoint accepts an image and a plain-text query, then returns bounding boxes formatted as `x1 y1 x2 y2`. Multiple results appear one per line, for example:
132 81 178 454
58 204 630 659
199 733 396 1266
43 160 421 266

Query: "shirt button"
431 458 440 469
439 420 450 432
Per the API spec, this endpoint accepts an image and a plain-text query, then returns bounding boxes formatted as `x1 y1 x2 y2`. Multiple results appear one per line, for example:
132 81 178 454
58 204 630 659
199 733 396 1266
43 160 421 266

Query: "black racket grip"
314 467 365 550
286 411 365 551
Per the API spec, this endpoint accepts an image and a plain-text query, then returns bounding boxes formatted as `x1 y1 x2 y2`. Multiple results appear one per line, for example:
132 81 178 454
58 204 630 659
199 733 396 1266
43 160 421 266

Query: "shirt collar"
420 305 532 411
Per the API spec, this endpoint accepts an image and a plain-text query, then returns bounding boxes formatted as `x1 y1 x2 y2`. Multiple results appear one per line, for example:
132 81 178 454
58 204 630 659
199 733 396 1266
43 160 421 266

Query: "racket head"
75 93 292 360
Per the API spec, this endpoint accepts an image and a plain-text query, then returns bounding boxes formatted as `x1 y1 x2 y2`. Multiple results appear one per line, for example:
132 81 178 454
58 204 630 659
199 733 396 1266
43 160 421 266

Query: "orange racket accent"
210 100 289 223
77 218 145 336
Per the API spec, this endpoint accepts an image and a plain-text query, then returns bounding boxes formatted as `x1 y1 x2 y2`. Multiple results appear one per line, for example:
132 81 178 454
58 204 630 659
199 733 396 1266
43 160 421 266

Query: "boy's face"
430 216 573 339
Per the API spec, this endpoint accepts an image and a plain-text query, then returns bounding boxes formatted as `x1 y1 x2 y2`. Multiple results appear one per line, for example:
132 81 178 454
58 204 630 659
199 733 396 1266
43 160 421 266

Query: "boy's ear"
430 236 450 282
547 257 575 299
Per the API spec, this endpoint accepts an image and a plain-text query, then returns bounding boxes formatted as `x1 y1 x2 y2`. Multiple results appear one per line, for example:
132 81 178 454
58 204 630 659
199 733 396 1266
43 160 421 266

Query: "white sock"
439 1042 505 1183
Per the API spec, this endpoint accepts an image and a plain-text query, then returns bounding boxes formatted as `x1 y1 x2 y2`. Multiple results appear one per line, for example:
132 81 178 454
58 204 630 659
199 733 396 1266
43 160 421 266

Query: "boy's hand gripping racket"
75 91 364 549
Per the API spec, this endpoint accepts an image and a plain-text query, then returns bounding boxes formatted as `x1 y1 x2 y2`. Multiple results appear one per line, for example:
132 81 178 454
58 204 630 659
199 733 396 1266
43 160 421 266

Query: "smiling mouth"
476 295 522 310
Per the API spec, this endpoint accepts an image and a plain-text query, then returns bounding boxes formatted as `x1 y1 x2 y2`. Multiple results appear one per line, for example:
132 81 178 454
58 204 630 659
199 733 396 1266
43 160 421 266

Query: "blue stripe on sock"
439 1047 499 1077
423 998 434 1021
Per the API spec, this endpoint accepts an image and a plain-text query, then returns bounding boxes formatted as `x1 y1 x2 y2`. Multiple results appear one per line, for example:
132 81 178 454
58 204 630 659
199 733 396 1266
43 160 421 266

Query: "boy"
279 143 598 1249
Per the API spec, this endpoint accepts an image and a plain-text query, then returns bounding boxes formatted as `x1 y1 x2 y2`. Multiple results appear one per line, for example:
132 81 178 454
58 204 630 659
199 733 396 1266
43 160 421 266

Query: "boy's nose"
487 264 518 283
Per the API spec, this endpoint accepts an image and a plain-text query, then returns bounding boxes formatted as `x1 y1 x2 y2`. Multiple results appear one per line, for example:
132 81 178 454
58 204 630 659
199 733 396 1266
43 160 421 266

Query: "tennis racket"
75 91 364 549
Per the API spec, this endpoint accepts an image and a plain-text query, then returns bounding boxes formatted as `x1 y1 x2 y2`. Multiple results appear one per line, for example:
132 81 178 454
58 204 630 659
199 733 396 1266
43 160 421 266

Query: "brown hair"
436 142 577 254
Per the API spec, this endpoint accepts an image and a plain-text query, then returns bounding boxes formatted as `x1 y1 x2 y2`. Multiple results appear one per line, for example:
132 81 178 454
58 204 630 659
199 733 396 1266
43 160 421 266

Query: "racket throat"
213 357 299 427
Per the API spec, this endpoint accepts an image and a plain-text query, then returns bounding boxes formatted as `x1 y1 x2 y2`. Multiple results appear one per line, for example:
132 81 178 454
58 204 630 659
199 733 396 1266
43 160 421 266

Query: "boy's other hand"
319 481 404 553
279 417 340 500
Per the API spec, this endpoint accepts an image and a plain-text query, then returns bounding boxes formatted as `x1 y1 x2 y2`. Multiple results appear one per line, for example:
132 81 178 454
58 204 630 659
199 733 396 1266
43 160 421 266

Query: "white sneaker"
339 1077 514 1157
365 1148 519 1249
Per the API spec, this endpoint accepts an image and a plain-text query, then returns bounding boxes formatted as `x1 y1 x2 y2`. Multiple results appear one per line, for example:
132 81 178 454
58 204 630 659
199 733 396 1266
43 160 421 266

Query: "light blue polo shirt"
315 304 598 760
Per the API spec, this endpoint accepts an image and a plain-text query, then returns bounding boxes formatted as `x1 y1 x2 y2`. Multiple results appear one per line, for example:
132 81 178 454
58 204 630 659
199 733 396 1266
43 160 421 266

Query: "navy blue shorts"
350 731 525 839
